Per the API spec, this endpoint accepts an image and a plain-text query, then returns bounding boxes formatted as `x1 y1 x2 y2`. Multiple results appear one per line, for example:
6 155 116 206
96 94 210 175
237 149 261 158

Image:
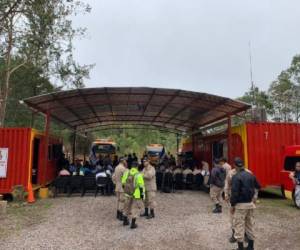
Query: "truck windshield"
92 144 116 154
284 156 300 171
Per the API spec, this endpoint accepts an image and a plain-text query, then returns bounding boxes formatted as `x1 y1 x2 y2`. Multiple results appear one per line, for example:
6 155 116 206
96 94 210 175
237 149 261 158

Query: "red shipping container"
0 128 62 194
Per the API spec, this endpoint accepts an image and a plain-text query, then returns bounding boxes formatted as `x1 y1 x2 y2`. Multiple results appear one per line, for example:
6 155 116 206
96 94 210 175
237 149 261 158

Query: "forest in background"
1 1 300 158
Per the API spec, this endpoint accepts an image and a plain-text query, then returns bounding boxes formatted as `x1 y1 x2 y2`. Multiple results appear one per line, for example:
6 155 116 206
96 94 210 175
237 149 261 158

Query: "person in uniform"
230 157 261 250
220 157 232 176
182 165 193 182
112 157 127 221
225 159 258 243
289 161 300 207
210 158 226 213
141 157 157 219
172 165 182 176
122 161 145 229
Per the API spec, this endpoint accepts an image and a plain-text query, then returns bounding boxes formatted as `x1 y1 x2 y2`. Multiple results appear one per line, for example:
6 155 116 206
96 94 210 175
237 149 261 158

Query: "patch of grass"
0 199 54 240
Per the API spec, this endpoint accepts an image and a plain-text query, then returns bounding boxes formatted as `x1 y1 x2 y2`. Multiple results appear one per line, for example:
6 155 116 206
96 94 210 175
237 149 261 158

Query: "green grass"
0 199 54 239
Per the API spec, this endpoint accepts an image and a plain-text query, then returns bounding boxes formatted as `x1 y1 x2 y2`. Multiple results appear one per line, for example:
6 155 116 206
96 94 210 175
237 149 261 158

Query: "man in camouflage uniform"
230 157 261 250
225 158 259 243
141 157 157 219
112 157 127 221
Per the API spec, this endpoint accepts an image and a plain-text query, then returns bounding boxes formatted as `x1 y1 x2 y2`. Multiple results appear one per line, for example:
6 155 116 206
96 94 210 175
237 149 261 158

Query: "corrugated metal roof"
23 87 250 133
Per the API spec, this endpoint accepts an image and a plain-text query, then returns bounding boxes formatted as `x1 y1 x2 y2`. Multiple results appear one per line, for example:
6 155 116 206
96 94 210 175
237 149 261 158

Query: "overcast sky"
72 0 300 98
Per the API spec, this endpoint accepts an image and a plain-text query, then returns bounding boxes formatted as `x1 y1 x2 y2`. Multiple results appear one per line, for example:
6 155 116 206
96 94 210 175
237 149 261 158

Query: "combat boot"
229 229 237 243
236 242 244 250
130 218 138 229
119 212 124 221
212 204 222 213
246 240 254 250
140 207 149 217
146 209 155 219
123 216 129 226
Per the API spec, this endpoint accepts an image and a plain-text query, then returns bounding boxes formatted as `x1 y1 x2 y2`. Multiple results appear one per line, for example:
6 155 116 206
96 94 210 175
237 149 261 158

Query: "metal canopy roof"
23 87 250 133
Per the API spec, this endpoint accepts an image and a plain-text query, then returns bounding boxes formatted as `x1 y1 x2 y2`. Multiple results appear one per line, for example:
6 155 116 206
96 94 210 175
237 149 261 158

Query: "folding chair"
156 172 163 191
185 173 194 189
68 175 83 197
82 174 96 197
95 176 108 197
53 176 70 197
194 174 204 190
174 173 183 190
162 172 174 193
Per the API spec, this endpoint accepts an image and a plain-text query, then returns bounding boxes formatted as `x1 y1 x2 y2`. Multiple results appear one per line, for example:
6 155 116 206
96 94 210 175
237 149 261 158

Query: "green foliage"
0 0 93 127
92 128 178 157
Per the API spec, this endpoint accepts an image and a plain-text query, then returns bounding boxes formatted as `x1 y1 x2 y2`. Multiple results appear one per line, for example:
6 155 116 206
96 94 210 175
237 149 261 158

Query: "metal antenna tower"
248 41 255 107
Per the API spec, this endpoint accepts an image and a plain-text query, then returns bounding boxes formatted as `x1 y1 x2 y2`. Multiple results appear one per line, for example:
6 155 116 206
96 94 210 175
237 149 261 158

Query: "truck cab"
146 144 166 166
280 145 300 207
89 139 117 166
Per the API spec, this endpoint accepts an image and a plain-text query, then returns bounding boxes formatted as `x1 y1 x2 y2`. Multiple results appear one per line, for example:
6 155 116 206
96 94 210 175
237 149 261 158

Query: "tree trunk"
0 17 13 127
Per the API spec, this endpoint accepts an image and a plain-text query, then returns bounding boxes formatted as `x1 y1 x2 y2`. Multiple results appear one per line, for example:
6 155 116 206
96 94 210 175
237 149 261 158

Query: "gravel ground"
1 191 300 250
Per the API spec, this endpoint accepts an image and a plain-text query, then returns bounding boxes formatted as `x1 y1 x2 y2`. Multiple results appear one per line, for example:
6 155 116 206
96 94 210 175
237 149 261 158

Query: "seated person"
68 162 76 174
201 161 210 187
158 163 166 173
59 166 70 176
81 161 93 175
193 164 202 175
73 158 83 175
173 165 183 176
182 165 193 182
165 165 173 174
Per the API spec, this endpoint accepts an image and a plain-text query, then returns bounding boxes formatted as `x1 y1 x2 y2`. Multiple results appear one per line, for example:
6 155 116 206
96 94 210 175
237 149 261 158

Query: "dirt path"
1 191 299 250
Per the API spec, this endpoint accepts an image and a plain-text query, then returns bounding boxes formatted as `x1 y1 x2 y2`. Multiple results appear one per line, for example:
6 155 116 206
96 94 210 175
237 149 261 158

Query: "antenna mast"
248 41 255 107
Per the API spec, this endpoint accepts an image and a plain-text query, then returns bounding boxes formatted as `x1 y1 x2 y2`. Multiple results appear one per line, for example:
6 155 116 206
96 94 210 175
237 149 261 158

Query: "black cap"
234 157 244 167
142 157 149 162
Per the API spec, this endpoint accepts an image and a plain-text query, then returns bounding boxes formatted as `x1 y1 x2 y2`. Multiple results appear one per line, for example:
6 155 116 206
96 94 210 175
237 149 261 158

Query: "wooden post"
227 115 232 165
176 133 180 154
72 130 77 163
43 110 50 186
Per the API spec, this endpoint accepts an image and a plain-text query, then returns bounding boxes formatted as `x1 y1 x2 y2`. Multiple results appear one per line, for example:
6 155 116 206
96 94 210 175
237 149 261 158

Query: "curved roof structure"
23 87 250 133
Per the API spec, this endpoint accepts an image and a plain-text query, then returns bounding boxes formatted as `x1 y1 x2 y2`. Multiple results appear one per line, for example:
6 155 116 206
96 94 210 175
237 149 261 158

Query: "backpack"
124 174 136 195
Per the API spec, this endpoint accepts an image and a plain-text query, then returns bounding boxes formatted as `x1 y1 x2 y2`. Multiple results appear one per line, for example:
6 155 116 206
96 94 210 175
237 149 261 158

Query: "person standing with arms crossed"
141 157 157 219
112 157 127 221
230 157 261 250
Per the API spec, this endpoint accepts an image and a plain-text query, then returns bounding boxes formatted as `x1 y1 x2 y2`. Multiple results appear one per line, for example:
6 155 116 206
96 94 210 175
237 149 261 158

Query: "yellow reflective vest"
122 167 145 199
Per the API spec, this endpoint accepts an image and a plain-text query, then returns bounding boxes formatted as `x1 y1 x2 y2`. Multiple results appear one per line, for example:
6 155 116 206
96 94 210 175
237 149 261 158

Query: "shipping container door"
31 138 40 184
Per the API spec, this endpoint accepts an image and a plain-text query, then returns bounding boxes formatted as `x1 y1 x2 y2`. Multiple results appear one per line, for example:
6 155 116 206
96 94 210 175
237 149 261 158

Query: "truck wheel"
292 189 300 209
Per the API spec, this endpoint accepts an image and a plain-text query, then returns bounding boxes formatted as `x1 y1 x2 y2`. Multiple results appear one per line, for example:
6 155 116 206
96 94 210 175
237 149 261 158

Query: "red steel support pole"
227 115 232 165
43 109 50 186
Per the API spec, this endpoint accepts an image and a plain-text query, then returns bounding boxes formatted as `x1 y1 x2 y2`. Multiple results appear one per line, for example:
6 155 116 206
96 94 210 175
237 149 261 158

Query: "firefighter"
122 161 145 229
230 157 261 250
141 157 157 219
220 157 232 176
210 158 226 213
112 157 127 221
224 160 259 243
289 162 300 207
